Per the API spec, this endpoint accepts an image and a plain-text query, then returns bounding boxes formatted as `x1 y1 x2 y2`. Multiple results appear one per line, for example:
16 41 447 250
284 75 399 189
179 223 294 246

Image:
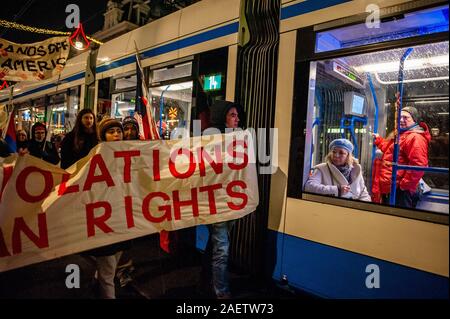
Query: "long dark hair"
72 109 98 153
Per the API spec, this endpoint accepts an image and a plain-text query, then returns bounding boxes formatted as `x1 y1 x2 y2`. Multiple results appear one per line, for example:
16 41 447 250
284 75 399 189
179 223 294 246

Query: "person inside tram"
305 138 371 201
371 106 431 208
84 117 131 299
16 129 29 154
60 109 98 169
27 122 60 165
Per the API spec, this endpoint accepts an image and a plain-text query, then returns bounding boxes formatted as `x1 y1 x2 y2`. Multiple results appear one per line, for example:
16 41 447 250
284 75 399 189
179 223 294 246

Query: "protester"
27 122 60 165
372 106 431 208
113 115 140 288
60 109 98 169
85 117 129 299
199 100 245 299
0 137 10 158
16 129 29 154
305 138 371 201
122 115 139 140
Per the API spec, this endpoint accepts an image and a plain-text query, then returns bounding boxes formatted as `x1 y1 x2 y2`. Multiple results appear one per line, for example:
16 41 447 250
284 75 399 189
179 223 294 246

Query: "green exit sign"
203 74 222 91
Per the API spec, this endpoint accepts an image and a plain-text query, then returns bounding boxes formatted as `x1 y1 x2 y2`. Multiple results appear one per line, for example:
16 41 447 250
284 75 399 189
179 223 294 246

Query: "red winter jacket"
373 122 431 194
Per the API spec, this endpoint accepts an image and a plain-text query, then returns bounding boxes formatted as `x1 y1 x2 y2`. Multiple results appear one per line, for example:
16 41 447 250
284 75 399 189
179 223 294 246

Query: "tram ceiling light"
438 112 449 115
355 55 449 73
374 73 449 85
414 100 449 104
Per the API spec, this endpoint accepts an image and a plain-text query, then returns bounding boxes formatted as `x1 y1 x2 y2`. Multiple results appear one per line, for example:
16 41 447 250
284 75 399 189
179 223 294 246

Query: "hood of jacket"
401 122 432 143
209 100 244 133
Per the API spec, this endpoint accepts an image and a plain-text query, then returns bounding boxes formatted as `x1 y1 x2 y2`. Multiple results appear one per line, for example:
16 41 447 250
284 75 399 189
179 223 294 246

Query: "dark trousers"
382 188 415 208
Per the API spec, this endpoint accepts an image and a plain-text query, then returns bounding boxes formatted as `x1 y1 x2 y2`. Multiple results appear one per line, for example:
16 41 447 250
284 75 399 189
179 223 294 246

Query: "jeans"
205 221 235 297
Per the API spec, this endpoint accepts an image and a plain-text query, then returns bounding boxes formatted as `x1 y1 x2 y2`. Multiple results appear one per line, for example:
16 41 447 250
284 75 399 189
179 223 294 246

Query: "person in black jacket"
60 109 98 169
201 100 245 299
27 122 60 165
0 138 11 158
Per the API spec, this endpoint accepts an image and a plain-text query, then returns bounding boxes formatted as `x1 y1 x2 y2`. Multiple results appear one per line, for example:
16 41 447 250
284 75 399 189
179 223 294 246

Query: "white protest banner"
0 36 69 81
0 131 258 272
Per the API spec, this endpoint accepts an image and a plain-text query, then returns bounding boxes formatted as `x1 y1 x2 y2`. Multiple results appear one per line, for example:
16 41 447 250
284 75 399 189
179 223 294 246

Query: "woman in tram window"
60 109 98 169
305 138 372 201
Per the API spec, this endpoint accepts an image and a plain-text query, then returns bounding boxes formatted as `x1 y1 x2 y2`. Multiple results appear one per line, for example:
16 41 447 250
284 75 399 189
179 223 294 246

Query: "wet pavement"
0 234 302 299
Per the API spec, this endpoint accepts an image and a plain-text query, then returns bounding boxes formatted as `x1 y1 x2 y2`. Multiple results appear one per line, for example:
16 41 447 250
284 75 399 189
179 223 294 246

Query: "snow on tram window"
303 40 449 215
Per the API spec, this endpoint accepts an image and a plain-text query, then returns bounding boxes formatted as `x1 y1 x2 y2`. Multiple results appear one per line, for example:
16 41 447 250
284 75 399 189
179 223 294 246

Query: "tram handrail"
396 165 449 174
390 47 414 206
367 73 379 192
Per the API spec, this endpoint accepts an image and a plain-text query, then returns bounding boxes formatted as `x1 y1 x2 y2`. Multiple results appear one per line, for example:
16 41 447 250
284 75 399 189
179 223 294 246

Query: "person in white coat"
305 138 371 202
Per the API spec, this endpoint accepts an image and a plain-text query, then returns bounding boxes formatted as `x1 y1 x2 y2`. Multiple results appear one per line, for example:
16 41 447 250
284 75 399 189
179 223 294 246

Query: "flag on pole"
134 46 160 140
134 44 177 253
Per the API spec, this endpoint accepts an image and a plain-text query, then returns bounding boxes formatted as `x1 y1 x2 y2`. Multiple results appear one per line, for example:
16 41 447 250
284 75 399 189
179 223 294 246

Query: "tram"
0 0 448 298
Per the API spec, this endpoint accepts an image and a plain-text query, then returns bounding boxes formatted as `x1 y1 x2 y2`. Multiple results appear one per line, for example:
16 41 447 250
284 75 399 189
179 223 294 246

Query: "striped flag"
135 46 176 253
135 49 160 140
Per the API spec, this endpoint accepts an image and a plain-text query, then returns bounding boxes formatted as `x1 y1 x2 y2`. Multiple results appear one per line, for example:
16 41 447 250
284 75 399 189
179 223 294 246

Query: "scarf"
336 164 352 184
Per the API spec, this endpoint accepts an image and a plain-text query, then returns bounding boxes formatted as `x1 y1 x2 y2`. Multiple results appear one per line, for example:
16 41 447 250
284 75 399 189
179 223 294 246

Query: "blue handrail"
396 165 449 174
367 73 379 192
390 48 414 206
340 115 367 157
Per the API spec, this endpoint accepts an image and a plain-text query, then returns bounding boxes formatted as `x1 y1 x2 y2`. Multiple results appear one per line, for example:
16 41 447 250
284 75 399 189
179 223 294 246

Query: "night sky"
0 0 109 44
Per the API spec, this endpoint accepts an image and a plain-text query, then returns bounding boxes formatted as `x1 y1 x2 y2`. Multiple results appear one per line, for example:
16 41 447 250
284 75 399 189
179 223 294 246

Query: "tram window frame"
287 7 449 225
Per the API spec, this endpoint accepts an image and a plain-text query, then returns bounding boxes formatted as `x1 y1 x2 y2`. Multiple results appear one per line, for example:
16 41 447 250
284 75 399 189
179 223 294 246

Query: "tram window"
302 40 449 215
151 62 192 84
114 74 137 90
316 5 449 53
150 81 193 140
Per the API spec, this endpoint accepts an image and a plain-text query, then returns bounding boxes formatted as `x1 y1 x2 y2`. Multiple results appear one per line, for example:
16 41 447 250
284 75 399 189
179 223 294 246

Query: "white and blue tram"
0 0 448 298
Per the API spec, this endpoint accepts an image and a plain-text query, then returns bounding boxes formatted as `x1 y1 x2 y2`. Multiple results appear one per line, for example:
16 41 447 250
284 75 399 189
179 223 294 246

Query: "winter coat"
0 139 10 158
373 122 431 194
28 140 60 165
305 162 372 202
60 130 98 169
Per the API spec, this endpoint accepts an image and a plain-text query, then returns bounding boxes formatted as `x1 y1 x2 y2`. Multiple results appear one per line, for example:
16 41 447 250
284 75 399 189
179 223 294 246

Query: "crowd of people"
0 101 243 299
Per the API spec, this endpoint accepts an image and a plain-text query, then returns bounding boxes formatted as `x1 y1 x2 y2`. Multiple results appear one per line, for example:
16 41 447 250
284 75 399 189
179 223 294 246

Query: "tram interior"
305 6 449 214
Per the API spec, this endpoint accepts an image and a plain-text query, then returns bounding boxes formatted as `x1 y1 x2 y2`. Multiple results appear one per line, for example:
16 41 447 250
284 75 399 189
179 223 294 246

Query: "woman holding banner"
85 117 130 299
